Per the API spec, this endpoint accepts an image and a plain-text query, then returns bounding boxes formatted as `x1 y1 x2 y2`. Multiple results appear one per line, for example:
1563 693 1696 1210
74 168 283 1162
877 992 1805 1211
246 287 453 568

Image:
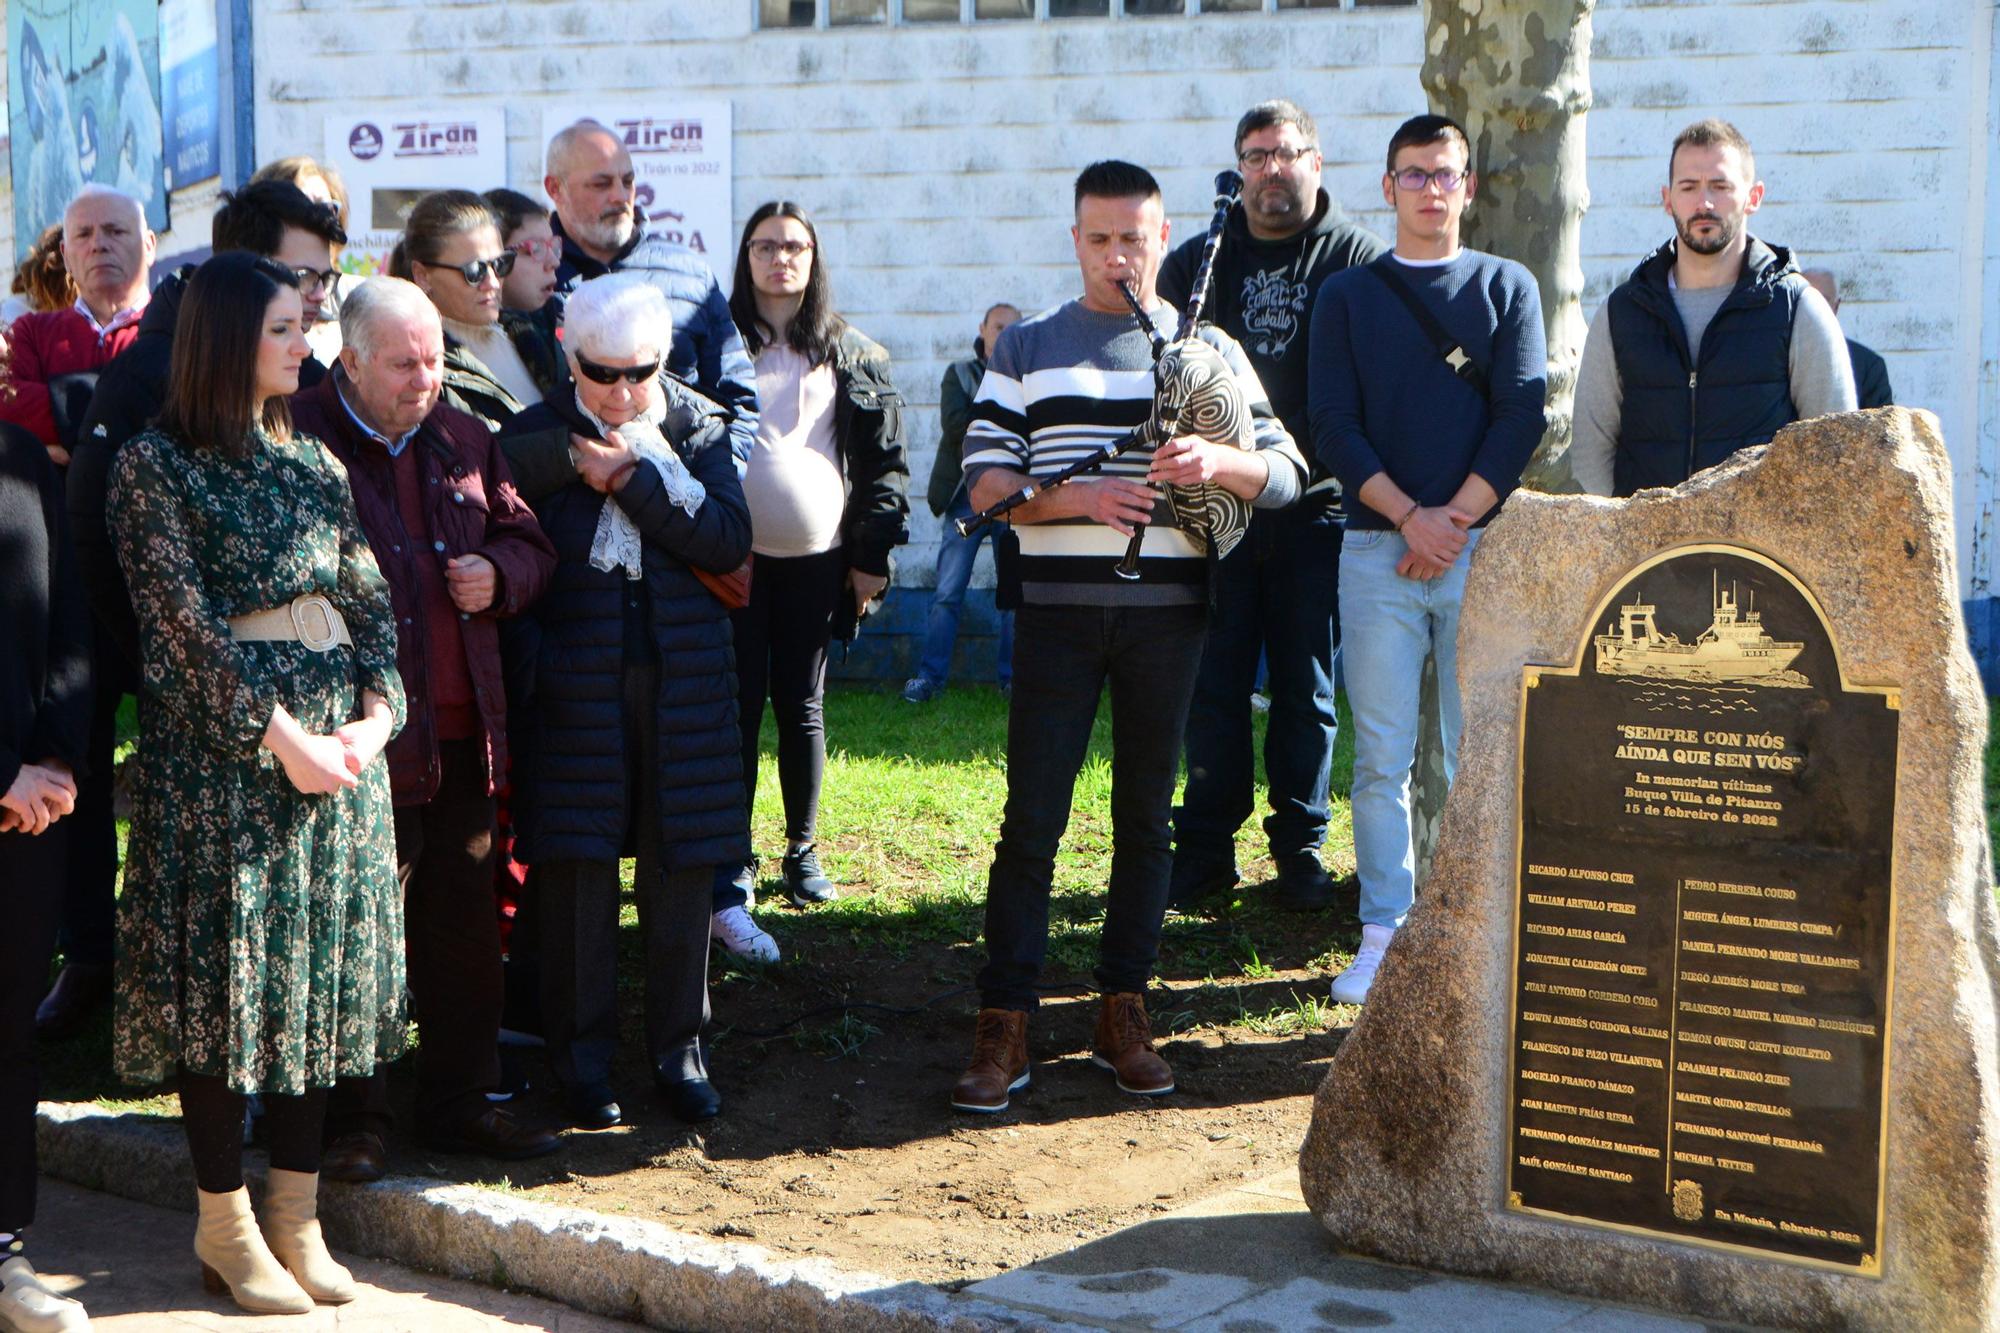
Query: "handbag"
694 553 753 610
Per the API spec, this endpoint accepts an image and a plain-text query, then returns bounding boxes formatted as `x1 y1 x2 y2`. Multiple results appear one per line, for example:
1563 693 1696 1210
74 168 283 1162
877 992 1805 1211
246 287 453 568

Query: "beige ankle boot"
193 1186 313 1315
260 1169 357 1304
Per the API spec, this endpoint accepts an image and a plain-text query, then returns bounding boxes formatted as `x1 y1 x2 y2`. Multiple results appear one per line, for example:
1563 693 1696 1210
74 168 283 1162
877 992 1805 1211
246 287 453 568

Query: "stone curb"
35 1102 1095 1332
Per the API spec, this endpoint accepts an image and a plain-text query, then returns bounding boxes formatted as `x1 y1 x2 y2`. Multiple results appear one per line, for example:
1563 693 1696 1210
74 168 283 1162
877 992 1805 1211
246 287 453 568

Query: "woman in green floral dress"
107 252 406 1316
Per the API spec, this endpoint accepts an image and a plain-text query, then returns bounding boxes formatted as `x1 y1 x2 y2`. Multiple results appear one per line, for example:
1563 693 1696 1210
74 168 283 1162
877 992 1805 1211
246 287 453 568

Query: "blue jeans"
1338 526 1482 930
1174 504 1340 867
916 494 1014 687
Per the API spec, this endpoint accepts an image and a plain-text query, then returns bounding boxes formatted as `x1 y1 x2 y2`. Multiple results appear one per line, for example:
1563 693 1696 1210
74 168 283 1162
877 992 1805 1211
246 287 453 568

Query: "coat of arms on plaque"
1672 1178 1705 1223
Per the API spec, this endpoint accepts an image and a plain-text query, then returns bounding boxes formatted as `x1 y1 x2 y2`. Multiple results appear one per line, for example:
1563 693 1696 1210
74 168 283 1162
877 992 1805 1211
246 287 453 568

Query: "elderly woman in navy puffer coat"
497 273 751 1131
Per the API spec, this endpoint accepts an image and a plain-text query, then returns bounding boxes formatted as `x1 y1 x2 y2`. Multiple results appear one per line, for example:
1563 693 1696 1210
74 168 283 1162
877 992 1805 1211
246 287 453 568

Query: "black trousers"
326 739 503 1139
729 546 846 851
536 658 713 1088
977 602 1208 1011
53 679 120 967
0 823 66 1229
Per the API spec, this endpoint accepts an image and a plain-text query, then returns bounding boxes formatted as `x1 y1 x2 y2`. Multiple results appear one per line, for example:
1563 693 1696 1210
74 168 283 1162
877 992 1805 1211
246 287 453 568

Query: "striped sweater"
961 299 1303 607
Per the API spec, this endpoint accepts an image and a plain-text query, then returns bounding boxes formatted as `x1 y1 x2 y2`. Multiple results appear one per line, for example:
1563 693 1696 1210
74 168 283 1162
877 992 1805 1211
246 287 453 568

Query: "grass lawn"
715 680 1358 995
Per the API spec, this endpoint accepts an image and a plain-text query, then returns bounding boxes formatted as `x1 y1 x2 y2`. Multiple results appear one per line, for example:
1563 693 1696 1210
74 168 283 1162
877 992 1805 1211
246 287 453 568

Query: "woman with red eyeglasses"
483 189 563 318
390 191 562 432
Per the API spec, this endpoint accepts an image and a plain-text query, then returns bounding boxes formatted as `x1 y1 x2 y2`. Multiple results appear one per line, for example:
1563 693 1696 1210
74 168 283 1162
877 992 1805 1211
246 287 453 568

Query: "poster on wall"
159 0 220 192
7 0 168 254
324 107 508 275
538 103 733 286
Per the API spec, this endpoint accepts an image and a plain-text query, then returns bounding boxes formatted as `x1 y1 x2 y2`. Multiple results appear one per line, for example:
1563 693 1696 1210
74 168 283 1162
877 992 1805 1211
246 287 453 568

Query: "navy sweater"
1308 249 1547 529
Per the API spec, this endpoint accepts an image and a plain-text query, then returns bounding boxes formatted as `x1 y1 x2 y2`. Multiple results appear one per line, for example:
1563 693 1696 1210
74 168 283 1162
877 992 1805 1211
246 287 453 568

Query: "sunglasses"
416 252 517 285
574 351 662 385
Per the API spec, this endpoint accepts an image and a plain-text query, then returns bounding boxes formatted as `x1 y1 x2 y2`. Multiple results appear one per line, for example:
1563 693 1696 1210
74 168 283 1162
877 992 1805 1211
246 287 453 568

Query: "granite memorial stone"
1299 408 1998 1330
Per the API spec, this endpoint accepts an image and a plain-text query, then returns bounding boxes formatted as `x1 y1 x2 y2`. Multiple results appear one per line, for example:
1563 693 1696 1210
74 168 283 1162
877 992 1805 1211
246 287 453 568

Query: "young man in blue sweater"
1308 114 1548 1004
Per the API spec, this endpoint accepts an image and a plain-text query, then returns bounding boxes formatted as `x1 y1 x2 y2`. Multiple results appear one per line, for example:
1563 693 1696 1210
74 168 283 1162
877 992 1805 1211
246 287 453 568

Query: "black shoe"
656 1076 722 1123
1271 853 1337 911
782 845 836 906
565 1083 621 1130
1166 853 1237 912
320 1131 387 1184
424 1106 563 1161
34 961 113 1038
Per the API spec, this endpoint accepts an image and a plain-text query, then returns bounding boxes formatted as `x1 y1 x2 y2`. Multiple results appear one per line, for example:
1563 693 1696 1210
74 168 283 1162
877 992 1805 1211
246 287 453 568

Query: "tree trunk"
1408 0 1595 888
1420 0 1594 496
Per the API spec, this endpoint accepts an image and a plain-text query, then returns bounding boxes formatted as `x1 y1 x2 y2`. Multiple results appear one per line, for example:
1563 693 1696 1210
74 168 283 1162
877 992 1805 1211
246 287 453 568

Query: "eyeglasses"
1238 145 1317 172
748 239 813 263
574 352 662 386
509 235 561 262
291 267 339 294
1393 166 1467 193
416 252 517 285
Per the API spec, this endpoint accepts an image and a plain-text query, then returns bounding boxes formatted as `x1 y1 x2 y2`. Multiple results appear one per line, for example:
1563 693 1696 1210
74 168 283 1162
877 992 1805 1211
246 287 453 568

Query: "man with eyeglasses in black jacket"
1161 100 1385 916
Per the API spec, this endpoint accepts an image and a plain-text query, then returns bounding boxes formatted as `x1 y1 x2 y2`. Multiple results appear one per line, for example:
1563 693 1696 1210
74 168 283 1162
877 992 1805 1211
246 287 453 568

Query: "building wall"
8 0 1994 678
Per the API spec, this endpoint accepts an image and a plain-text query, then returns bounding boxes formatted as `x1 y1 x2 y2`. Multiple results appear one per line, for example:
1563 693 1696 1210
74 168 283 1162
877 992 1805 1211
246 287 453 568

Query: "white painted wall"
6 0 1993 610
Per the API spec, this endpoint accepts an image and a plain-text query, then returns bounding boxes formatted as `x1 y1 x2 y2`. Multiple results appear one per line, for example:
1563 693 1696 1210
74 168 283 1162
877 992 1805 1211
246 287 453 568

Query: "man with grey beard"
543 119 758 462
1572 117 1854 497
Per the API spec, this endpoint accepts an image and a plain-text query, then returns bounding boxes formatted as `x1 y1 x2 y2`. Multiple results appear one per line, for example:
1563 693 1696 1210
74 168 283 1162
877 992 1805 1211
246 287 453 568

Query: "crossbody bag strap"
1368 254 1490 400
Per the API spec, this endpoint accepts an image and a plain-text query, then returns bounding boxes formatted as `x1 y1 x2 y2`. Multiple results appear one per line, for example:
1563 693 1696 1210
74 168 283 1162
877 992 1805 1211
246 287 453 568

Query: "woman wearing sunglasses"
390 191 562 432
714 201 908 930
495 273 750 1129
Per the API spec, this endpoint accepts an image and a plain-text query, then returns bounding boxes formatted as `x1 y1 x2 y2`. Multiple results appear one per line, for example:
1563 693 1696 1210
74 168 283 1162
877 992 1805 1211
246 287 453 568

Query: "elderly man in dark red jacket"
290 277 560 1179
0 184 155 464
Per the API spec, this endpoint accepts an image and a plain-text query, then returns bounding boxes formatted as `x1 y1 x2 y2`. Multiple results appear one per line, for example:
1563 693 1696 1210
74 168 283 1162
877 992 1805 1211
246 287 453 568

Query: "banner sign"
323 107 508 275
538 102 733 285
159 0 219 191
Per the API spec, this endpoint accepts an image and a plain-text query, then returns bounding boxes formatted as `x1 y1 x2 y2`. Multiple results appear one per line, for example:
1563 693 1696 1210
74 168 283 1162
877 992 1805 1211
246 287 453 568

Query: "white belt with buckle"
227 593 352 653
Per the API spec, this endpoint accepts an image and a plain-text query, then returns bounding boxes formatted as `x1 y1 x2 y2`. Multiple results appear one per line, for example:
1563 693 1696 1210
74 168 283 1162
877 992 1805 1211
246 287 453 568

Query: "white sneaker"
0 1254 91 1332
1330 924 1396 1005
711 906 780 964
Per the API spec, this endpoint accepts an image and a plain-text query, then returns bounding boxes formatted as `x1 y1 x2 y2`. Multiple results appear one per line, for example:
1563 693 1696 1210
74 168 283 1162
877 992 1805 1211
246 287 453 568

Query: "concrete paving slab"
1551 1307 1710 1332
967 1267 1256 1329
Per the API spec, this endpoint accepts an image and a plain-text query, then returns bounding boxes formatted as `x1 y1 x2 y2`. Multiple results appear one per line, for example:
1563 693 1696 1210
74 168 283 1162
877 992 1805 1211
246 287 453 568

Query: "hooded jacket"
1605 235 1809 496
1159 188 1386 503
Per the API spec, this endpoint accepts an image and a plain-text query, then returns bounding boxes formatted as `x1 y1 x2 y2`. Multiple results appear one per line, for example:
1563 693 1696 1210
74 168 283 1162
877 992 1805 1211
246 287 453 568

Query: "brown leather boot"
950 1008 1030 1113
1092 992 1174 1097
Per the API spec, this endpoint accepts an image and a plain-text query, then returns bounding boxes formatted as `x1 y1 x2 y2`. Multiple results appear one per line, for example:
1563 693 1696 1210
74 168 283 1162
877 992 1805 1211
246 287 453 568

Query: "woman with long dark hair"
391 190 561 430
712 202 908 950
107 252 406 1315
0 406 93 1329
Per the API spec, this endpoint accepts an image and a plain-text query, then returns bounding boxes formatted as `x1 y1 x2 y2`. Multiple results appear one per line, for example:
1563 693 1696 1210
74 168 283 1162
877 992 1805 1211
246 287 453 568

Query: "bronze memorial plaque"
1507 544 1899 1272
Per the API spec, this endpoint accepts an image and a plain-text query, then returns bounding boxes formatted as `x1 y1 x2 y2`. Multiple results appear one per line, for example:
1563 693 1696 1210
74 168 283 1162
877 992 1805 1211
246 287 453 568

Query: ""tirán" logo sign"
393 122 481 157
617 118 703 154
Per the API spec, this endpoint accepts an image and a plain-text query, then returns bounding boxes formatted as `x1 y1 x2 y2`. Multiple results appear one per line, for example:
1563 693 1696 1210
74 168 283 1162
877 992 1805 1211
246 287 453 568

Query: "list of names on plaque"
1508 547 1898 1271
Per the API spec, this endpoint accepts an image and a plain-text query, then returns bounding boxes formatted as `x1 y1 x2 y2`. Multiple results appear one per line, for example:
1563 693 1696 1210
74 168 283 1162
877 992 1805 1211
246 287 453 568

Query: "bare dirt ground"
384 943 1350 1286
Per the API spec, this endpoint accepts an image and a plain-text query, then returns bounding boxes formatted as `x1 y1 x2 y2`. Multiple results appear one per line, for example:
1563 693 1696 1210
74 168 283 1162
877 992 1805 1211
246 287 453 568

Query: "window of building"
829 0 888 21
760 0 1405 26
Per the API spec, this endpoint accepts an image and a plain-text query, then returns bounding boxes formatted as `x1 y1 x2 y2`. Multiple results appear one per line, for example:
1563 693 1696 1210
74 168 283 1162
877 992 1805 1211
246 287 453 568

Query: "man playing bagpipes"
950 160 1307 1114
